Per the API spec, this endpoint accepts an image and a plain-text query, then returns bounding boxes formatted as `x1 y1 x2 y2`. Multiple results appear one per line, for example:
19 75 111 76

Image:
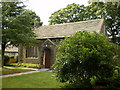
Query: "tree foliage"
9 10 37 45
53 31 117 88
24 10 43 28
86 2 120 44
49 3 86 25
2 2 42 47
2 2 25 45
2 2 25 65
49 2 120 45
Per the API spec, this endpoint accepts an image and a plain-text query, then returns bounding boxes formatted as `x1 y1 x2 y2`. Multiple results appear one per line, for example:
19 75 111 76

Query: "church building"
18 19 105 68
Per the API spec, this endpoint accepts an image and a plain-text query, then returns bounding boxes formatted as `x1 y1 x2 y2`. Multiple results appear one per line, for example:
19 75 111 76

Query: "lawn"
2 71 64 88
1 66 35 75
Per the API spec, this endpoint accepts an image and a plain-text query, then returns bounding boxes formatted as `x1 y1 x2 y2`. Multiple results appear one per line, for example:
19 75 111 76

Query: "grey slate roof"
34 19 104 39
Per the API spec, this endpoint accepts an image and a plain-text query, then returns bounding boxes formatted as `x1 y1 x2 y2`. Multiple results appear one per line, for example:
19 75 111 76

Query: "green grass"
1 66 34 75
2 71 64 88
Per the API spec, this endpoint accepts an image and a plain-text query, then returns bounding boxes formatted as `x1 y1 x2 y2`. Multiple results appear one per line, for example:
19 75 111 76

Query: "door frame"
43 48 51 68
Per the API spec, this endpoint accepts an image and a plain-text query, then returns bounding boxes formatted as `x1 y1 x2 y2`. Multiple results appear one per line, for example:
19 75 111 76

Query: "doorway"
43 48 51 68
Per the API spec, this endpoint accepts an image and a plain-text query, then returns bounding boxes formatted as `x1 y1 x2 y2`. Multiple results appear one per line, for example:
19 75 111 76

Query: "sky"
25 0 89 25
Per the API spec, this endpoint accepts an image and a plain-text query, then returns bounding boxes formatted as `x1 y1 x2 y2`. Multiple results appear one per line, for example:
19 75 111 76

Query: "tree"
9 10 37 45
2 2 25 66
49 3 86 25
85 2 120 44
49 2 120 45
23 10 43 28
2 2 42 66
53 31 117 88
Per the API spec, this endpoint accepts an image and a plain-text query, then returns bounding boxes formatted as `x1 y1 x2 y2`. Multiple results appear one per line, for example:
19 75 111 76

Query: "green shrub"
6 63 19 66
4 55 10 65
5 63 41 69
20 63 41 69
117 46 120 67
53 31 118 88
95 66 120 88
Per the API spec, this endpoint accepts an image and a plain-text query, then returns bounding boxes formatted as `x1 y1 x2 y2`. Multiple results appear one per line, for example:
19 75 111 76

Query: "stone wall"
23 58 40 64
18 39 61 68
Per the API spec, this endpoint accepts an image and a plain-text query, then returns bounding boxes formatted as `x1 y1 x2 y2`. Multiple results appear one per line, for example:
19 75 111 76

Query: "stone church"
18 19 105 68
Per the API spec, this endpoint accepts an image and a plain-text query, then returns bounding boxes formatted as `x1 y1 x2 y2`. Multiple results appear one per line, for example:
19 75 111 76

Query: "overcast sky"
25 0 89 25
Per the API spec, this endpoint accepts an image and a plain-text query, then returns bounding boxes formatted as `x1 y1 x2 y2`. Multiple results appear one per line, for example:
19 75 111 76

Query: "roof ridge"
35 19 103 29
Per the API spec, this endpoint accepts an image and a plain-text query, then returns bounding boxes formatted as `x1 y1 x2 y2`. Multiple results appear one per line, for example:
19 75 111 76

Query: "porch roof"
34 19 104 39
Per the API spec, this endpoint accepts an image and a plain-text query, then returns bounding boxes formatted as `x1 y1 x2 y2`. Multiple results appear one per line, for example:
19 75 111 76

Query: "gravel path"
0 68 50 78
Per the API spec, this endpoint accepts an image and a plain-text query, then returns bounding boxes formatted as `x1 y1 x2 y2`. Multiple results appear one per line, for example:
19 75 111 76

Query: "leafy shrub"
4 55 10 65
95 66 120 88
5 63 18 66
53 31 117 88
5 63 41 69
117 46 120 67
20 63 41 69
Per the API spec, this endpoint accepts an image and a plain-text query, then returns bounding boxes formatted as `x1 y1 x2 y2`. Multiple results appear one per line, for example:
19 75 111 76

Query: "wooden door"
44 49 51 68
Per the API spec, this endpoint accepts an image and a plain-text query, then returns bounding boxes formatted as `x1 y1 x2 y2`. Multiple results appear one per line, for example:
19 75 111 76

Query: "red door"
44 49 51 68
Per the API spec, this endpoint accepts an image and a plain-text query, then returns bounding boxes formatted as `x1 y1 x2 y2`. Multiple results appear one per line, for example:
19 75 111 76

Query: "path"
0 68 50 78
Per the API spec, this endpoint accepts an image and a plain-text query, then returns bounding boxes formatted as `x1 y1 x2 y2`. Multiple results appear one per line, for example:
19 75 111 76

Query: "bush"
95 66 120 88
5 63 41 69
4 55 10 65
117 46 120 67
5 63 18 66
20 63 41 69
53 31 117 88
